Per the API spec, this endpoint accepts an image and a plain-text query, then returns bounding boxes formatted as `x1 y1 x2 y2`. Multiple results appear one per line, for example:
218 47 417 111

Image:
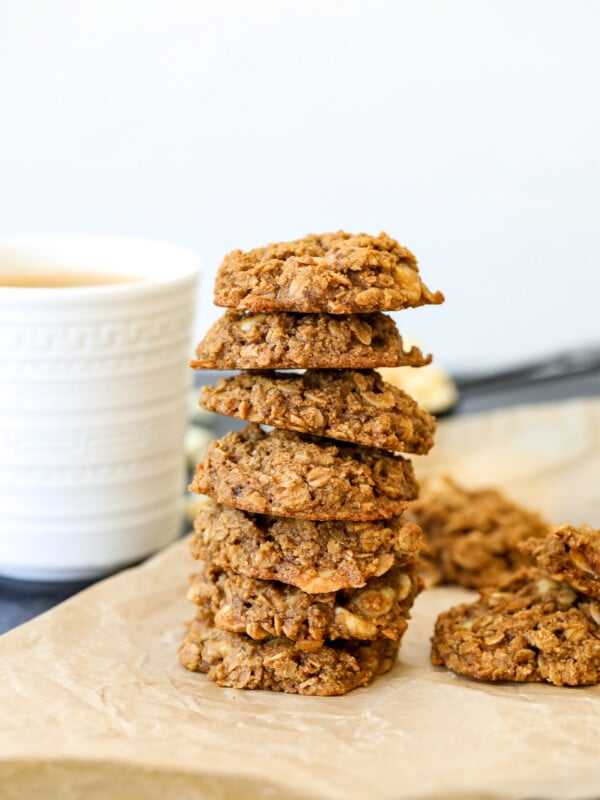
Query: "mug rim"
0 234 201 301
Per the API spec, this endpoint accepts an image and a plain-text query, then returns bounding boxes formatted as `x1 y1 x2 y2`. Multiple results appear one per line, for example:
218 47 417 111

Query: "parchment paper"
2 398 600 800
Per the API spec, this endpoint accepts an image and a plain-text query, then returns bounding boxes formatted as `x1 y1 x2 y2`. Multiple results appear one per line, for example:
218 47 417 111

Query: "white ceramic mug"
0 236 200 580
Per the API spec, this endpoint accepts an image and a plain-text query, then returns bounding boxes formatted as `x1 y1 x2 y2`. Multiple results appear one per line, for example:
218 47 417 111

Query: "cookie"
187 559 422 647
524 524 600 601
200 369 436 453
190 310 430 370
179 610 399 695
190 500 423 592
190 424 418 521
213 231 444 314
408 476 548 589
431 568 600 686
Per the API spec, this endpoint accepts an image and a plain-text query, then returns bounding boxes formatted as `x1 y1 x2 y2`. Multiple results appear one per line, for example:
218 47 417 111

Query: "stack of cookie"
180 231 444 695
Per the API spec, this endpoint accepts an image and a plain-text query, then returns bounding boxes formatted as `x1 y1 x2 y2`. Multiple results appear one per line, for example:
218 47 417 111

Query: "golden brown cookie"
213 231 444 314
190 310 430 370
190 424 418 521
179 610 400 695
200 369 436 453
523 524 600 600
431 568 600 686
187 559 422 647
408 476 548 589
190 500 423 593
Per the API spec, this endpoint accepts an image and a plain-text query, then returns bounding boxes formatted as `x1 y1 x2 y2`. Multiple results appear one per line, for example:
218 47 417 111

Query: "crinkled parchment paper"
1 398 600 800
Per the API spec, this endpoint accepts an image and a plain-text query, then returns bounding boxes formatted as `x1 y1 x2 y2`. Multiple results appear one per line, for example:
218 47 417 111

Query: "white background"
0 0 598 371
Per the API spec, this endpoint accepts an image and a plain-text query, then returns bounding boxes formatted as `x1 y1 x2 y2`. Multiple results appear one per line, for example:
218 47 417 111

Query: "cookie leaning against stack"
180 230 444 695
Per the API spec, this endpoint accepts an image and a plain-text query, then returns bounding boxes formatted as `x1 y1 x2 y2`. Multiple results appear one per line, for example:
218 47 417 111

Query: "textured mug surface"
0 236 200 580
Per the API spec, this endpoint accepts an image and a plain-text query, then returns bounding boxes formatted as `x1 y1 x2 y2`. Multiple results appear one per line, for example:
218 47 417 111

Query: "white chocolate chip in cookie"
239 313 267 332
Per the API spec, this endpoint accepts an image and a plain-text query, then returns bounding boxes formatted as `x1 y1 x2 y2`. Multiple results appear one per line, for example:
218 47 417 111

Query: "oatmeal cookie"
188 559 422 647
200 369 436 453
191 500 423 592
179 610 399 695
213 231 444 314
408 476 548 589
190 424 418 521
431 568 600 685
190 310 430 370
523 524 600 600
